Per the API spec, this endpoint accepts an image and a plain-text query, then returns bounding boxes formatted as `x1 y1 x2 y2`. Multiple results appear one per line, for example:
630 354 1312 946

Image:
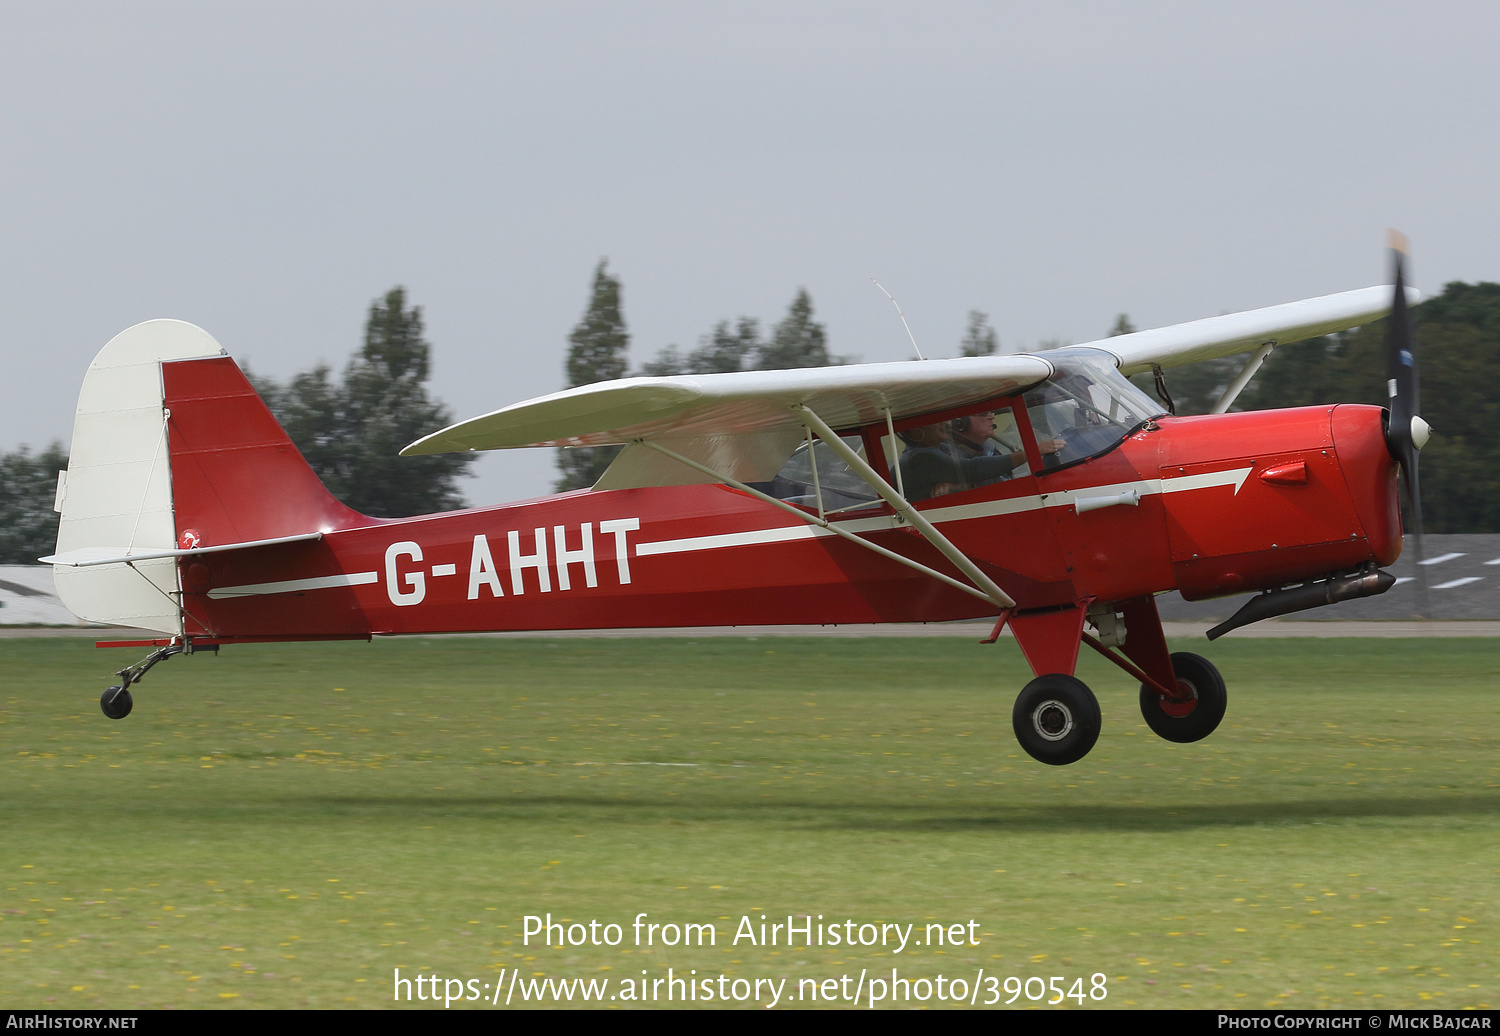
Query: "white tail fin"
50 320 225 633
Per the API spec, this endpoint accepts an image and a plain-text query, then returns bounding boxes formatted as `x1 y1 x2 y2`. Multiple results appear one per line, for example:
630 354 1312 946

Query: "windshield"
1023 349 1164 471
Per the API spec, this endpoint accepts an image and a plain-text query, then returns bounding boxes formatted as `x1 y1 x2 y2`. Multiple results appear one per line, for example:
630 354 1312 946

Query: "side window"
989 407 1031 478
761 435 881 516
891 404 1031 502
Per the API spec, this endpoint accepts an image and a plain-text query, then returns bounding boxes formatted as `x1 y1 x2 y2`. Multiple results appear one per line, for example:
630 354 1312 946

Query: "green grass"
1 635 1497 1009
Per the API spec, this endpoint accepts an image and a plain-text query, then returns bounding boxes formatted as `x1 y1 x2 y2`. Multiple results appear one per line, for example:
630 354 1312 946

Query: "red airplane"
44 251 1427 766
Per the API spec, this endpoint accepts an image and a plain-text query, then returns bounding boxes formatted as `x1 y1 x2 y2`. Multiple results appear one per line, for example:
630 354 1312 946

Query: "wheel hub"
1158 678 1199 718
1031 699 1074 741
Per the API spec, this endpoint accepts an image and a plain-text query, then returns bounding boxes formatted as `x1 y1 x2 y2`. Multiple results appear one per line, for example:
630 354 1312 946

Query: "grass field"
1 633 1496 1010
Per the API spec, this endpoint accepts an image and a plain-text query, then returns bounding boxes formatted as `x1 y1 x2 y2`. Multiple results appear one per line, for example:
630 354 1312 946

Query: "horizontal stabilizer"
42 532 323 568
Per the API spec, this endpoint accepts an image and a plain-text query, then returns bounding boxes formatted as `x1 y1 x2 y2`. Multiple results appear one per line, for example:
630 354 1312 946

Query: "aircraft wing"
403 283 1412 489
401 354 1056 486
1093 284 1416 374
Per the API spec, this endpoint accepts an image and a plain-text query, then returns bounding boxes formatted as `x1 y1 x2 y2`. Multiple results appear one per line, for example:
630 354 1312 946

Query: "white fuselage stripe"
200 466 1254 591
634 525 821 556
207 571 379 599
634 466 1252 557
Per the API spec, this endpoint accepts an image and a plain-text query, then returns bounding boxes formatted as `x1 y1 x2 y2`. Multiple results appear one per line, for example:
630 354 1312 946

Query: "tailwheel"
1139 651 1226 743
95 641 193 720
1012 674 1101 766
100 685 134 720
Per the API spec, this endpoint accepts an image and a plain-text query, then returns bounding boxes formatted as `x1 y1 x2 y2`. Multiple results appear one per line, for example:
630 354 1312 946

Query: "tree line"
2 276 1497 563
553 269 1007 491
555 261 845 489
1133 281 1500 534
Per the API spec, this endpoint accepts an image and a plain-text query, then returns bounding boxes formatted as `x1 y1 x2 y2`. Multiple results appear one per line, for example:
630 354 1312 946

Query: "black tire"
100 685 133 720
1012 674 1101 765
1139 652 1226 743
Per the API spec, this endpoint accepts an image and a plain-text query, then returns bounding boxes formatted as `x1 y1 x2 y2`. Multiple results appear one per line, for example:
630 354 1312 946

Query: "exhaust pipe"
1206 566 1396 640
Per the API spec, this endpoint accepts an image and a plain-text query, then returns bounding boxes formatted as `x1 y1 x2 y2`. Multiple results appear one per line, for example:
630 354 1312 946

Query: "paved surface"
1154 534 1500 622
5 621 1498 640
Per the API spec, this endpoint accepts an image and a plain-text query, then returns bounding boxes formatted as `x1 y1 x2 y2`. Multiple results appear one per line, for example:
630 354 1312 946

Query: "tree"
0 442 68 563
258 288 475 517
754 289 831 370
637 345 686 377
1233 281 1500 532
639 291 843 377
556 261 630 491
959 311 998 356
695 317 762 374
1108 314 1137 337
339 289 473 516
642 317 762 376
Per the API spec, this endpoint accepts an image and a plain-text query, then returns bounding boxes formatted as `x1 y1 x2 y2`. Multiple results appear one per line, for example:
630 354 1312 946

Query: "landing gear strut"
98 641 206 720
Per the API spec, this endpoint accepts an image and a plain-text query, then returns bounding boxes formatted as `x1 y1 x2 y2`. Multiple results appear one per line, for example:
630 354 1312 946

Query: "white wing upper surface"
1097 285 1416 375
402 283 1411 489
403 354 1054 446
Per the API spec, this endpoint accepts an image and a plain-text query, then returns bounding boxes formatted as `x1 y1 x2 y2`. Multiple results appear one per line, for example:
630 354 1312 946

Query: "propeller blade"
1383 231 1428 615
1385 234 1418 468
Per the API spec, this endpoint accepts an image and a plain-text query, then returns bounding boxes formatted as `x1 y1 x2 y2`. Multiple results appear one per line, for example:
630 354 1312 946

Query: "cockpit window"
1023 348 1164 471
760 435 881 516
892 407 1032 502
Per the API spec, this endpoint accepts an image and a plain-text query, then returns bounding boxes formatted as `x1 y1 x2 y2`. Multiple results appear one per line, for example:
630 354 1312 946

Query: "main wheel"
1012 674 1101 765
1139 652 1225 743
100 685 133 720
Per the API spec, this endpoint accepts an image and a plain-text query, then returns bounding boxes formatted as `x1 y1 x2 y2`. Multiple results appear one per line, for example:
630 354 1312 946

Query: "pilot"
953 411 1003 459
900 411 1064 501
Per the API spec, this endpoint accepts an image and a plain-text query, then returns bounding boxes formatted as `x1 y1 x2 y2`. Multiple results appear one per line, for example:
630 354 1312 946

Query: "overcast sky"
4 2 1497 504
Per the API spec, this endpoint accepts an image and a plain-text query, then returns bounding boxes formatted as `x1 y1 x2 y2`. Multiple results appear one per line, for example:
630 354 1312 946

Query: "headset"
953 411 996 435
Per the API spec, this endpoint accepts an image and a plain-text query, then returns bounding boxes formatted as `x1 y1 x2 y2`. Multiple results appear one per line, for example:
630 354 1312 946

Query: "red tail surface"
163 356 367 548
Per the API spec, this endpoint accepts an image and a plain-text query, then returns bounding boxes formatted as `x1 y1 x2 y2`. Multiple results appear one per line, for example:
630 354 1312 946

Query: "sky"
4 1 1497 506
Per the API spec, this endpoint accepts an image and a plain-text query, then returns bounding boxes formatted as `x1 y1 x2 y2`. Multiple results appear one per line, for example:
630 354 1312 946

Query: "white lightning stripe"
920 492 1049 524
1486 558 1500 566
1432 577 1482 590
207 571 379 599
634 524 821 556
1419 552 1467 565
1161 466 1254 496
633 466 1254 557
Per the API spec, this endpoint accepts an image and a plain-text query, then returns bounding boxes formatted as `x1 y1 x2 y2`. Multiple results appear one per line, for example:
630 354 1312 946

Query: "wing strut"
791 405 1017 610
638 442 1004 607
1209 341 1277 414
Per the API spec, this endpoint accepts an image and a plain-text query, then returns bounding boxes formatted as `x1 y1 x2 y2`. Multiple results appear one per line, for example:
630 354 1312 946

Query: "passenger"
900 412 1063 500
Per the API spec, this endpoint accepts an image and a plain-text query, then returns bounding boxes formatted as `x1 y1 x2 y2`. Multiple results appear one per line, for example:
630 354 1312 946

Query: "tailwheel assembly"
1138 651 1227 743
96 641 212 720
1012 673 1101 765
